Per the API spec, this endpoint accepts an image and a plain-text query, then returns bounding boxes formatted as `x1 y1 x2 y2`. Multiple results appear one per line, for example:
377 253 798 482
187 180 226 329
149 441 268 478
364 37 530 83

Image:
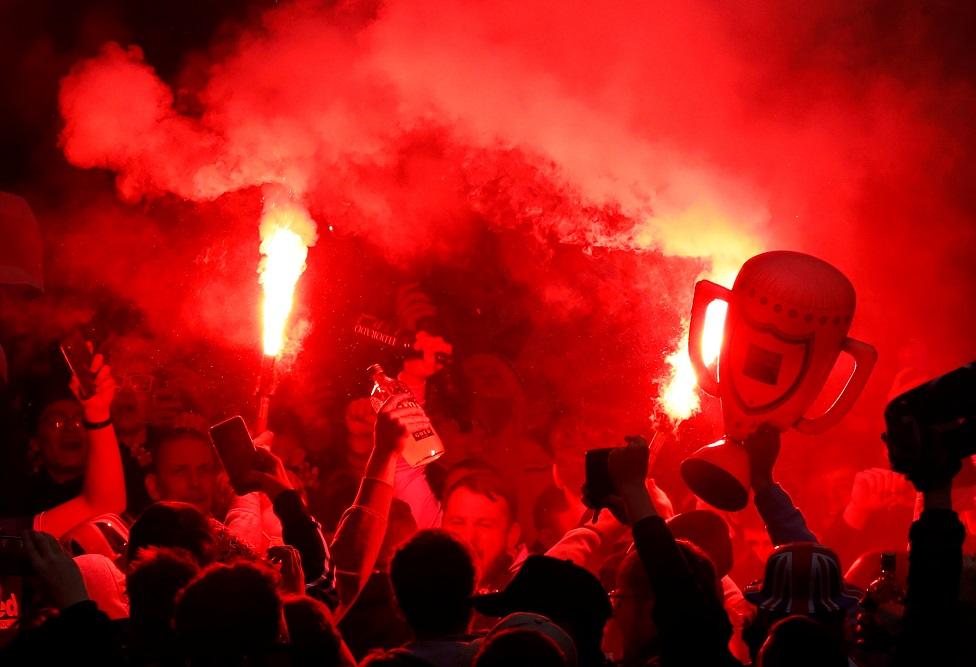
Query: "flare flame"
258 201 316 357
658 271 736 422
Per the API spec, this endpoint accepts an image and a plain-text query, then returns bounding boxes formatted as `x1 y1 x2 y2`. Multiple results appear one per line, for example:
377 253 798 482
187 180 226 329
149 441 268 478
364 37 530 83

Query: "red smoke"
53 1 976 446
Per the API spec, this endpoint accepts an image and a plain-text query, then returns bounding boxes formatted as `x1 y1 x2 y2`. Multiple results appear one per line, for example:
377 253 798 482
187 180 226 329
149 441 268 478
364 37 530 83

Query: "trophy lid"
734 250 855 319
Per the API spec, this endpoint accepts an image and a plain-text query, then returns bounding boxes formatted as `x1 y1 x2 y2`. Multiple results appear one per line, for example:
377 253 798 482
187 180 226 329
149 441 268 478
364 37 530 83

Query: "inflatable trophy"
680 251 877 511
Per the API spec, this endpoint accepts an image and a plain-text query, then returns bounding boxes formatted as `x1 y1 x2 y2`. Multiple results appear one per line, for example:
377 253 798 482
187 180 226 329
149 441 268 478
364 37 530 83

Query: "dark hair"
149 428 214 472
389 529 476 638
175 561 282 663
126 547 200 661
758 615 848 667
745 607 848 663
128 501 216 566
474 628 568 667
444 471 518 523
282 595 343 667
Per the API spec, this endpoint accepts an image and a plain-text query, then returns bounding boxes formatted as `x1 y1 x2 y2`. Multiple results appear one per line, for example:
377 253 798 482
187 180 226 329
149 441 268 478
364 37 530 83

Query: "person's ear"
145 473 161 501
507 521 521 551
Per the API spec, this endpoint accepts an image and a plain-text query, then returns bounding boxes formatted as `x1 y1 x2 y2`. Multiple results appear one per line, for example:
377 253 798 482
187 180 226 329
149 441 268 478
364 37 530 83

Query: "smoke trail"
52 0 976 431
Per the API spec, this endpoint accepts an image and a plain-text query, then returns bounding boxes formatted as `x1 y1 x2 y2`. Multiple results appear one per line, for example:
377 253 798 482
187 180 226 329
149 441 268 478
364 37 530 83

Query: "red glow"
47 0 976 444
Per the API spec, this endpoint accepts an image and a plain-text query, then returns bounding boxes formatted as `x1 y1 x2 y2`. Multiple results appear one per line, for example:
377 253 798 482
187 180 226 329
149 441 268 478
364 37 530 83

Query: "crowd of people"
0 238 973 665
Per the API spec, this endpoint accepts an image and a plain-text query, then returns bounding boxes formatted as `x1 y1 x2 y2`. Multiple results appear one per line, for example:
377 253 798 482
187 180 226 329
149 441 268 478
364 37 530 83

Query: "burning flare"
659 271 734 422
258 200 317 357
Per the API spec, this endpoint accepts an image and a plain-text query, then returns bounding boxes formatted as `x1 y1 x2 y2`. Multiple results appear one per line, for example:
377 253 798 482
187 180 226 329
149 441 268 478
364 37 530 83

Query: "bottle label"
412 426 435 441
393 398 436 441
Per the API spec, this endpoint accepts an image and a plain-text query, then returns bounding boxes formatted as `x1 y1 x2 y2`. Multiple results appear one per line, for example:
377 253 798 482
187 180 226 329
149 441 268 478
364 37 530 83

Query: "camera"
883 361 975 481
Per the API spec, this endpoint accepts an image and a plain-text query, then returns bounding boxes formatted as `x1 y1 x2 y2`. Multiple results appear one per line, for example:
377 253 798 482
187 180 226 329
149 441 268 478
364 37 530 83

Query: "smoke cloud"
45 0 976 444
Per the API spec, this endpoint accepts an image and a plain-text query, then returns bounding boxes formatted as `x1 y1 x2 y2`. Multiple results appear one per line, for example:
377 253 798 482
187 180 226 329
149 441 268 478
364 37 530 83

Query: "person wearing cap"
741 541 859 662
599 438 743 666
472 555 612 667
739 426 863 662
538 463 752 662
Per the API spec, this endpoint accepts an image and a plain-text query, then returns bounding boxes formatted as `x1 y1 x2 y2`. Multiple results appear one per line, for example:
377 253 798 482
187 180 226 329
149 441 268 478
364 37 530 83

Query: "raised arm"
889 439 965 665
36 352 126 537
330 404 425 617
604 438 738 666
240 444 331 588
746 427 818 545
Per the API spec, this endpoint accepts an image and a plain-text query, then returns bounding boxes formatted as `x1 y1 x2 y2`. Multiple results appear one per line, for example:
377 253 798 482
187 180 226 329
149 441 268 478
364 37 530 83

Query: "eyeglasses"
41 414 85 431
609 589 645 602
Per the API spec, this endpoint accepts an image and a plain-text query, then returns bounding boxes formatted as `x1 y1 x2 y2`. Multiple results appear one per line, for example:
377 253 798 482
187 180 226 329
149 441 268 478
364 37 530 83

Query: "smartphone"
0 536 31 577
209 416 258 495
60 331 95 399
583 448 615 510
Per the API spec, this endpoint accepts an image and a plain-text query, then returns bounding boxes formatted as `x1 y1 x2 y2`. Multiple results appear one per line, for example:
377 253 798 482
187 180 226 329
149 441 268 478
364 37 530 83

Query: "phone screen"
584 448 615 508
60 331 95 398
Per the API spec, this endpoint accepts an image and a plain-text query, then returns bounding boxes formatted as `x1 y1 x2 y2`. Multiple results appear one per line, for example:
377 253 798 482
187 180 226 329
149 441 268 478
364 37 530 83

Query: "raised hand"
374 404 429 457
267 544 305 595
240 438 294 501
608 436 650 494
70 349 116 423
597 436 655 525
745 425 781 492
402 331 453 381
843 467 914 529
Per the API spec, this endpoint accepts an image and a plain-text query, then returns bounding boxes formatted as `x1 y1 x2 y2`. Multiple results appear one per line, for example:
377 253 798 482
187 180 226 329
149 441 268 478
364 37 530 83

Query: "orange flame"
258 201 316 357
658 271 735 422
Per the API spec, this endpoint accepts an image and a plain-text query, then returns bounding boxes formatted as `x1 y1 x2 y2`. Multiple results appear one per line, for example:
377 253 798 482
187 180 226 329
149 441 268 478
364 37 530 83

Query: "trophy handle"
688 280 731 397
795 337 878 434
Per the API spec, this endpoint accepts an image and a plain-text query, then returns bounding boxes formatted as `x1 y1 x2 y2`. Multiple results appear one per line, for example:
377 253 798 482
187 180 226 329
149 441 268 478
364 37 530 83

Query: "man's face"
613 553 656 660
442 486 517 579
112 377 152 438
148 435 218 515
35 399 88 476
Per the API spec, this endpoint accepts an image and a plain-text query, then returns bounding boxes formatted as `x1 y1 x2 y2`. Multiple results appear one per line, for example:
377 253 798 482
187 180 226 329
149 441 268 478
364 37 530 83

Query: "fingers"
253 431 275 450
267 545 297 562
380 405 427 420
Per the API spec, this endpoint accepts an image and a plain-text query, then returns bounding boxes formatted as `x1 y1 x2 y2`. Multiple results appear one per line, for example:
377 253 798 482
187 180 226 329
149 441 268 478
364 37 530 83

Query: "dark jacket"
632 516 743 667
894 508 965 666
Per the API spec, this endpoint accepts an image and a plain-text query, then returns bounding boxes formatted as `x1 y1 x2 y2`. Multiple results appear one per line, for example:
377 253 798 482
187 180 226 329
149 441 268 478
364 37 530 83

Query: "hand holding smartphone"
59 331 95 399
209 416 259 496
583 435 652 523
